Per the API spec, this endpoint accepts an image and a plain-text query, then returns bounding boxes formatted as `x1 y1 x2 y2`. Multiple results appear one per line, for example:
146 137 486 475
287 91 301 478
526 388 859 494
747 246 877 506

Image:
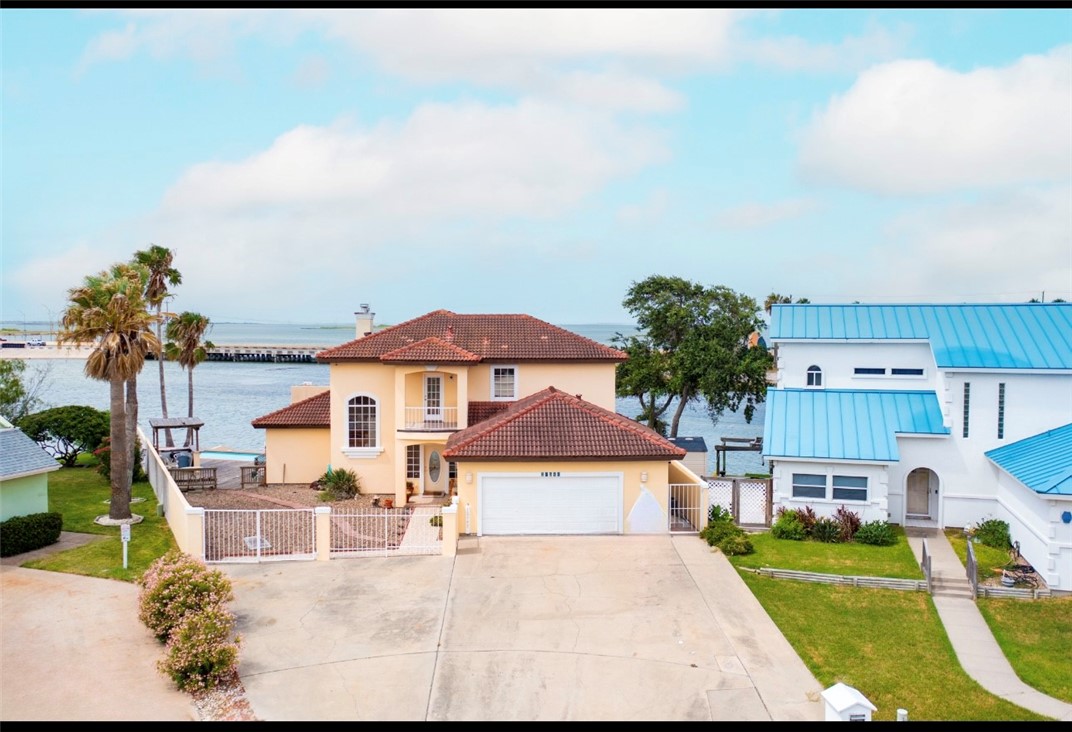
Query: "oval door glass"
428 451 441 482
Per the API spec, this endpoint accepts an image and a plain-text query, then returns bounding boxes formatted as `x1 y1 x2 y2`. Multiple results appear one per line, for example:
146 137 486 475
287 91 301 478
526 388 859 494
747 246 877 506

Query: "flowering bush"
157 606 241 692
137 551 235 642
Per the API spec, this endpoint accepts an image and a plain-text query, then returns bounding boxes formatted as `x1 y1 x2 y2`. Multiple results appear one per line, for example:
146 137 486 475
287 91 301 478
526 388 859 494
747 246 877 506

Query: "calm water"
18 321 766 476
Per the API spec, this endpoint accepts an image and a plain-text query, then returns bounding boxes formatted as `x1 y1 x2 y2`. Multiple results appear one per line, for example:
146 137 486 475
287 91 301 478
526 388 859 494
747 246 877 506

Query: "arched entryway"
906 467 939 523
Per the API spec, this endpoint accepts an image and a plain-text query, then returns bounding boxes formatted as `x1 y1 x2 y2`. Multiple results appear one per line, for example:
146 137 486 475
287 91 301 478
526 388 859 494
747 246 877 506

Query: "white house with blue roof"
762 303 1072 593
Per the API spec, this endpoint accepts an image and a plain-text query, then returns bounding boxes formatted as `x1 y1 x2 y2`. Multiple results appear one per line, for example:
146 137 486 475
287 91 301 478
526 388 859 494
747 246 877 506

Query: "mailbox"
821 682 877 721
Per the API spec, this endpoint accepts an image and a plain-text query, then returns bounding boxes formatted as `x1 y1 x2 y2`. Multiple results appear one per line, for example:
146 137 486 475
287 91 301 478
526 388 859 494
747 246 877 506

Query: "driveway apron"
224 535 824 721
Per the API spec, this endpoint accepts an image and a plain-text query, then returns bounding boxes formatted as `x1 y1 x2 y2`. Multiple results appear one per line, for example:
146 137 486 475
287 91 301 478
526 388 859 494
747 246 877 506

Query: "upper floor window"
891 368 925 377
806 365 822 387
492 366 517 400
854 367 886 376
997 382 1006 440
962 382 971 439
348 395 378 448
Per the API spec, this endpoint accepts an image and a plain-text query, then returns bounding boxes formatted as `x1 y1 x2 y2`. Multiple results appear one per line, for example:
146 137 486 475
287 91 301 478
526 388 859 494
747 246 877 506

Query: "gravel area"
181 484 429 511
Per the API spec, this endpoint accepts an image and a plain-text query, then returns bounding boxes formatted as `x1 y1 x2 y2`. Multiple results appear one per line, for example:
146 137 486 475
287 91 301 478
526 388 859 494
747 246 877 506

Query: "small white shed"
821 682 877 721
669 436 708 478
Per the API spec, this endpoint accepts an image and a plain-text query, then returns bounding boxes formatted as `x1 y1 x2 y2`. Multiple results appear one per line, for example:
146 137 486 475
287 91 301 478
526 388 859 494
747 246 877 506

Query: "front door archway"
906 467 938 522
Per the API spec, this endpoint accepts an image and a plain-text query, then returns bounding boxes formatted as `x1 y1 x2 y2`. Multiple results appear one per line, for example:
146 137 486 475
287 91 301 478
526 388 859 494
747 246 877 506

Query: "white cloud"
865 186 1072 301
163 100 668 217
738 24 910 73
798 45 1072 194
714 197 821 230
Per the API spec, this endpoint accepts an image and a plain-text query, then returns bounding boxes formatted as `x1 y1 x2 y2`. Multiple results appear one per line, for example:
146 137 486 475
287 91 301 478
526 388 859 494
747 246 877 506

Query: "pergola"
148 417 205 457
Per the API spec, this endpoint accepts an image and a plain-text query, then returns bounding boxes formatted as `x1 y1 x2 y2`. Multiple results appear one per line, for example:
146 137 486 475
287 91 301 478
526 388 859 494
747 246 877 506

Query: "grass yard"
738 573 1049 721
731 525 922 579
22 466 176 582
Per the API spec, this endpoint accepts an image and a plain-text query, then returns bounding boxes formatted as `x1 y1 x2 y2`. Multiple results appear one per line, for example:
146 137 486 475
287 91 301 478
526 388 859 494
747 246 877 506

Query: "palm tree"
59 263 159 521
165 312 213 447
133 245 182 448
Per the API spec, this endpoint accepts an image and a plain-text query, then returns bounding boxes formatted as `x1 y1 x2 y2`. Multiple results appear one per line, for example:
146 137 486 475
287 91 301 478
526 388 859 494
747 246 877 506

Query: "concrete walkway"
905 528 1072 722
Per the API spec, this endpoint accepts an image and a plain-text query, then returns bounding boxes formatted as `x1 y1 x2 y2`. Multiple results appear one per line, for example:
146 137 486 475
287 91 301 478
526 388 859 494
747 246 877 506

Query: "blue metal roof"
768 303 1072 370
0 428 61 479
985 423 1072 496
762 389 949 462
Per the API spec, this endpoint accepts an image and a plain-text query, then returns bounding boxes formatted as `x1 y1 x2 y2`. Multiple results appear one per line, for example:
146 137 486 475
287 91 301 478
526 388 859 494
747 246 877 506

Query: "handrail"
965 540 979 598
920 537 933 594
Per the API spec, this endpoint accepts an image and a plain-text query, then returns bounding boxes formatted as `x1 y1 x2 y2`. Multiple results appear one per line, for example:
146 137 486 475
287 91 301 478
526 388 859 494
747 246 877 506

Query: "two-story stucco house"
252 309 704 536
761 303 1072 592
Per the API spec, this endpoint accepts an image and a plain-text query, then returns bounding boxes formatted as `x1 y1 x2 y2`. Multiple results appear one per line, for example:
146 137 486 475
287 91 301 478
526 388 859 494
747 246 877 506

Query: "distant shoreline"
0 343 92 360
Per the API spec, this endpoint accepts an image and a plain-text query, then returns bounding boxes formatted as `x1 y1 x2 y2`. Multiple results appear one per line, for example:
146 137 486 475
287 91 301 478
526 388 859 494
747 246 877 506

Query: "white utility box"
821 682 877 721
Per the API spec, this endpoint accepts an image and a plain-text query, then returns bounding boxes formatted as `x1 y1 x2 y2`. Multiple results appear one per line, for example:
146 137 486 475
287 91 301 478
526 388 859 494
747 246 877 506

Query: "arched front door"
906 467 938 520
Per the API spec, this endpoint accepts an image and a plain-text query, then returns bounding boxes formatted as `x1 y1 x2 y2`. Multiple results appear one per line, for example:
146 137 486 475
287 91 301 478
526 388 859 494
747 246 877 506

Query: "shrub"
18 405 109 467
793 506 818 537
973 518 1011 550
137 551 235 642
771 510 806 541
718 533 754 556
318 467 361 500
833 505 862 542
700 519 741 547
0 512 63 557
157 606 241 692
95 436 147 482
855 520 897 546
708 503 733 524
812 517 842 543
429 514 443 527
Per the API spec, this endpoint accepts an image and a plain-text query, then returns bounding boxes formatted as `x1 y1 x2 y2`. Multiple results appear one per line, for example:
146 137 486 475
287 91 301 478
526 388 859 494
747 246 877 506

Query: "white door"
907 468 931 517
424 375 442 422
480 473 622 535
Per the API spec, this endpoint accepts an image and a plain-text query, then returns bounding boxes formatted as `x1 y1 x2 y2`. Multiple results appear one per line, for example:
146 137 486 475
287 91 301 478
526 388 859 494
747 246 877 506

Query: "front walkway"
905 529 1072 721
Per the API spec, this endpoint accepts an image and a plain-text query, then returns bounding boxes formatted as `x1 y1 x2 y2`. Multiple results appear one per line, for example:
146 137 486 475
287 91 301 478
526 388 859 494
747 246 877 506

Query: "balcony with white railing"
402 406 460 431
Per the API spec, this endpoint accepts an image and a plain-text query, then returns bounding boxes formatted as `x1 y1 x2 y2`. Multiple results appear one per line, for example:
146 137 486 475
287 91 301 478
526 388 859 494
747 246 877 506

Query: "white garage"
479 473 622 535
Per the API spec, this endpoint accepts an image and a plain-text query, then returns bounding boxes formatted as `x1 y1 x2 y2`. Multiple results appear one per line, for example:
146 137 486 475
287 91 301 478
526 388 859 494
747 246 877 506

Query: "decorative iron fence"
204 509 316 563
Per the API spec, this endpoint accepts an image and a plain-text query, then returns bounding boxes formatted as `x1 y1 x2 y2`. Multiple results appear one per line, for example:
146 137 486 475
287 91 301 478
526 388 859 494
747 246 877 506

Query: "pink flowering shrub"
137 550 235 642
157 606 242 692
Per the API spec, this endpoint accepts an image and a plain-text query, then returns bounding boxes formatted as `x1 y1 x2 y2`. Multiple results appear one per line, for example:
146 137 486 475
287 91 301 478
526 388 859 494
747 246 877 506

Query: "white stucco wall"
770 458 889 523
776 342 938 392
992 466 1072 593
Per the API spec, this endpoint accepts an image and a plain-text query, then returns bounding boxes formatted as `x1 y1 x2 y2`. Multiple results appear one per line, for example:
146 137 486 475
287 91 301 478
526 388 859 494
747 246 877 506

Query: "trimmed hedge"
0 512 63 557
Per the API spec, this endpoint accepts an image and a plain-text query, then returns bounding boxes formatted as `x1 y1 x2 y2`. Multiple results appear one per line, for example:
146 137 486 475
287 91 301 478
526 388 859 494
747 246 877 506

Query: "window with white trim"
806 365 822 387
962 382 971 438
492 366 517 400
406 445 421 479
853 367 886 376
347 395 378 448
832 475 868 502
792 473 826 499
891 368 925 377
448 460 457 481
997 383 1005 440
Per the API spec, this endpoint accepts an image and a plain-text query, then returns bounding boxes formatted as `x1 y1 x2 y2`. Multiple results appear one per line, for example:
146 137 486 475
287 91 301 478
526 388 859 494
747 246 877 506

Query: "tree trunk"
157 311 174 448
108 376 132 521
126 374 139 491
185 366 195 447
669 388 692 438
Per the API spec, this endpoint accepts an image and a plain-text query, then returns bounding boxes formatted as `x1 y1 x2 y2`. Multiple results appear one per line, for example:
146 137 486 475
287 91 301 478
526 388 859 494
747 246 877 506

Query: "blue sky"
3 8 1070 327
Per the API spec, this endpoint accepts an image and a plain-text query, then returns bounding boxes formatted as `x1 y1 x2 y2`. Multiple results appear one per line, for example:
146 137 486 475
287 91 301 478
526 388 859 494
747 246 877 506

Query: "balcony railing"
402 406 459 431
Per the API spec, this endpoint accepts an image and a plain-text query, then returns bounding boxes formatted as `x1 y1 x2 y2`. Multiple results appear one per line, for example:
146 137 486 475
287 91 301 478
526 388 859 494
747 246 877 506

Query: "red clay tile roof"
318 310 627 363
444 387 686 461
251 390 330 429
379 336 482 363
467 401 512 426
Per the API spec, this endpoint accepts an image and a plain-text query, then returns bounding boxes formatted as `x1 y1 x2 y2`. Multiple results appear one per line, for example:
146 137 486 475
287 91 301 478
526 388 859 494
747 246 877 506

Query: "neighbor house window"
448 461 457 481
347 395 378 448
832 475 868 502
806 365 822 387
997 383 1005 439
492 366 517 400
406 445 421 479
853 367 886 375
891 368 925 376
791 473 826 499
962 382 971 438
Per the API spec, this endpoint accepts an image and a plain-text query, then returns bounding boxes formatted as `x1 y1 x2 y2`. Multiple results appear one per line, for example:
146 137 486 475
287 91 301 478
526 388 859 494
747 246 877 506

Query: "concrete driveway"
223 535 825 721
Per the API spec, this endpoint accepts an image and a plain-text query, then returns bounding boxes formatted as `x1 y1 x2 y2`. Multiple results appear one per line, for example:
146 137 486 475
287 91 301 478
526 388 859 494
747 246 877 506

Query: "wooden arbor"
148 417 205 462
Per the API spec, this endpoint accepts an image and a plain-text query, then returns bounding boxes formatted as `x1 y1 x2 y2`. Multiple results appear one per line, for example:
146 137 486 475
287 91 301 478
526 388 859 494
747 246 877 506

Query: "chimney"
444 325 454 343
355 304 375 339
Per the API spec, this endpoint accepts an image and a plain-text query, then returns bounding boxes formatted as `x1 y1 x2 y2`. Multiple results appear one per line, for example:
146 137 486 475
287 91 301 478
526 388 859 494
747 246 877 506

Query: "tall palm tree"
165 312 213 447
59 263 159 521
133 245 182 448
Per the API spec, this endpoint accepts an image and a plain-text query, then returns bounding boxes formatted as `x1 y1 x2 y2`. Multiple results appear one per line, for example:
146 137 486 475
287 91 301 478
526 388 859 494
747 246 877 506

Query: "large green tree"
0 359 51 424
614 275 772 438
59 263 159 521
134 244 182 448
165 311 213 447
19 405 110 467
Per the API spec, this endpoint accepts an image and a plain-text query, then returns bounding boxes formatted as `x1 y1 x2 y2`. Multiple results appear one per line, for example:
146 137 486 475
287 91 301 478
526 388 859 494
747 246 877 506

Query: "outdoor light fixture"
640 471 648 483
465 472 473 484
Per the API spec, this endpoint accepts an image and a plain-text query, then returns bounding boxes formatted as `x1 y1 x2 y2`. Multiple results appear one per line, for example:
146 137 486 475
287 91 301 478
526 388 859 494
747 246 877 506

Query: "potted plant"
406 480 416 498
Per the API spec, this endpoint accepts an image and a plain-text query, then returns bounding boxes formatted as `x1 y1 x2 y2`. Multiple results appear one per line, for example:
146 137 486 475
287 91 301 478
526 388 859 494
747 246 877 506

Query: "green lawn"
22 466 176 582
731 526 922 578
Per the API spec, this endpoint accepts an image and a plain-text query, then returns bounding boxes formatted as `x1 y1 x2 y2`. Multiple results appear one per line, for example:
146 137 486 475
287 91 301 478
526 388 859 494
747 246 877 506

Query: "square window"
832 475 868 502
492 366 517 400
792 473 826 499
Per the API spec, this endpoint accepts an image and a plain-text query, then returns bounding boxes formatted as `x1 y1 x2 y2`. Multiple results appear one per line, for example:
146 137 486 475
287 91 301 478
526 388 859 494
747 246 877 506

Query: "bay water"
18 321 766 477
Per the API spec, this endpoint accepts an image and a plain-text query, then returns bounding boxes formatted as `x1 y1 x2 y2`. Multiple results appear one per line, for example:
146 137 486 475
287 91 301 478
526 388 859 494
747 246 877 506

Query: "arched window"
348 395 378 448
806 365 823 387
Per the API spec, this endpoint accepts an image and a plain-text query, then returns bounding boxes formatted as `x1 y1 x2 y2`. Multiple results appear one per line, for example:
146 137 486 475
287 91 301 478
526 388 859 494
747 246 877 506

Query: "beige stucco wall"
328 362 399 492
264 427 331 485
451 459 675 535
290 384 329 403
467 362 617 410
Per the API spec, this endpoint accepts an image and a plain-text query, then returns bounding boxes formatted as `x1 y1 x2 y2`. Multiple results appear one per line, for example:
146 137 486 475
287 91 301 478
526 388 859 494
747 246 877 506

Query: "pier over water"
148 344 328 363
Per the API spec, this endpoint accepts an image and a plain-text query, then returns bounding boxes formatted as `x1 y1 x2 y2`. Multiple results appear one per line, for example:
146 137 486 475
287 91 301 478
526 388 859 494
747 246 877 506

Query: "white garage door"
480 473 622 535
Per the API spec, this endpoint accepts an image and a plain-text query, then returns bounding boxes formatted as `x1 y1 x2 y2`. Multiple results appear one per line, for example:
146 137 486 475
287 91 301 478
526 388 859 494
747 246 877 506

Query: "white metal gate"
706 478 773 527
668 483 706 533
203 509 316 563
330 505 443 557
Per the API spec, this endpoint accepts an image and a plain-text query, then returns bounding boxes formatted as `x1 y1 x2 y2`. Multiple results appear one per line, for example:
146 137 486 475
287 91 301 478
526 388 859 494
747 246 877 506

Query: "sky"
2 7 1071 328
